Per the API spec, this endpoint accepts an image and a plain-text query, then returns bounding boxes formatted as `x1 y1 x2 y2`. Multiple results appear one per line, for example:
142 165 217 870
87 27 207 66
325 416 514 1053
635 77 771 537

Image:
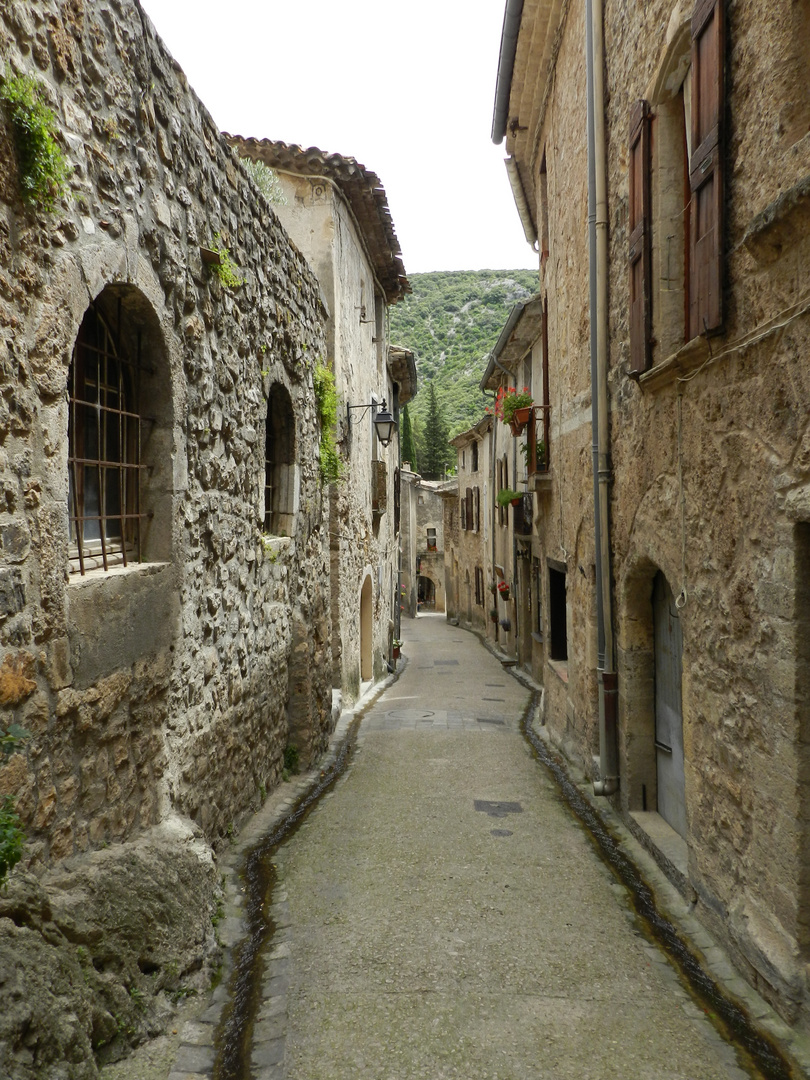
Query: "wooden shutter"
475 487 480 532
460 492 466 531
628 99 652 374
689 0 724 338
465 488 474 532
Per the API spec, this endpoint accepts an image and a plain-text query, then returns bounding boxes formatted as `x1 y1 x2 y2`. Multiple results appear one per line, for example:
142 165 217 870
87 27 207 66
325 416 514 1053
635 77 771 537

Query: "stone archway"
417 575 436 611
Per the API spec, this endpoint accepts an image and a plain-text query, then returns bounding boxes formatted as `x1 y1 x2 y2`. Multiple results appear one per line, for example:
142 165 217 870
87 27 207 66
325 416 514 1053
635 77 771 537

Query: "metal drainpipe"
587 0 619 797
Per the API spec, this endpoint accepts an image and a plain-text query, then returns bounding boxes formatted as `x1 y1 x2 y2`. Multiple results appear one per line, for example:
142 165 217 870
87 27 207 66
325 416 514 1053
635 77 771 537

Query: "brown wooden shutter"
628 99 652 374
689 0 724 338
466 488 474 532
460 492 466 531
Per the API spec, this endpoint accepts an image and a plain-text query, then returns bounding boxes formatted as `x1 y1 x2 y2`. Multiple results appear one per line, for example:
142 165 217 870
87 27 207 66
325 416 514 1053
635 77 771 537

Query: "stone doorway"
653 571 686 838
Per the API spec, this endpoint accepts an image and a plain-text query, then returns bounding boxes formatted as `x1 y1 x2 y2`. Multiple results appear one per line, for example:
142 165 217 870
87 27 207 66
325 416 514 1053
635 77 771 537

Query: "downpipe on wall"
586 0 619 797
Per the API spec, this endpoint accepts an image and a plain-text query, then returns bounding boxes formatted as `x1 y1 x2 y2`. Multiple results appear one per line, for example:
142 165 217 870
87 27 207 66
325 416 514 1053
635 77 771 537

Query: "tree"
421 382 451 480
401 404 417 471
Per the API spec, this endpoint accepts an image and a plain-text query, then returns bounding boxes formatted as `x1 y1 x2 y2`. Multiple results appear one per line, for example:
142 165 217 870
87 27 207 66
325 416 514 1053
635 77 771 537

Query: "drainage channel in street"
213 717 361 1080
520 696 798 1080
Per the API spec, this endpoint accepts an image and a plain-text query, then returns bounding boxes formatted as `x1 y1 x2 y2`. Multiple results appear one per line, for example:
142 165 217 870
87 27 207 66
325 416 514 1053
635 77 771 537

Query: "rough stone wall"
501 0 601 770
451 450 488 630
0 0 331 865
600 0 810 1021
414 481 446 611
440 488 459 620
399 468 420 619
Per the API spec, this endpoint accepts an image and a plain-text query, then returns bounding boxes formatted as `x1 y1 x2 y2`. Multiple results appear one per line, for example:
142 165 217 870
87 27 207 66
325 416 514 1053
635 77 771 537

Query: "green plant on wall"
210 232 245 289
242 158 287 205
0 70 71 211
0 722 31 887
313 362 343 484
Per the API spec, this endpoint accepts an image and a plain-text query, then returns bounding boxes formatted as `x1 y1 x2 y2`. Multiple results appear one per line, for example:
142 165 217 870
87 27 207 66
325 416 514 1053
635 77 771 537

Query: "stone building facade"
399 468 448 618
493 0 810 1027
448 417 495 636
0 0 410 868
0 1 414 1071
226 138 415 713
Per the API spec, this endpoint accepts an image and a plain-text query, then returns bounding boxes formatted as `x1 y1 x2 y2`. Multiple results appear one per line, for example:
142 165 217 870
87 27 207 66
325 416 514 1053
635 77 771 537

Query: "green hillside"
389 270 538 467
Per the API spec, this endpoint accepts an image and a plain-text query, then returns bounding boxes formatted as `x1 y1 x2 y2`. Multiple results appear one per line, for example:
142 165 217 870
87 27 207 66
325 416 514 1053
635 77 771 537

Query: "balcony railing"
513 492 533 536
528 405 551 474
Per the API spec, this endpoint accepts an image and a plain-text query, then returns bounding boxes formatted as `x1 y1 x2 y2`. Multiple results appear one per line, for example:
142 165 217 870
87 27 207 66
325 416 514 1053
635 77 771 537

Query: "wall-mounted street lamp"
346 398 397 448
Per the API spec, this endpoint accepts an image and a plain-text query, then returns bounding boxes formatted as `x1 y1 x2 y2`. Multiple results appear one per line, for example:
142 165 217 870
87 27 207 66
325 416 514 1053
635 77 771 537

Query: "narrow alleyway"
229 613 763 1080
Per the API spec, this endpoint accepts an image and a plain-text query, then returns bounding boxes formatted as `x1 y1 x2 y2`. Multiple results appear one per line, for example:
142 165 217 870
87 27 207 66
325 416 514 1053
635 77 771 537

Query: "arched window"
68 287 172 575
69 303 140 573
264 384 296 536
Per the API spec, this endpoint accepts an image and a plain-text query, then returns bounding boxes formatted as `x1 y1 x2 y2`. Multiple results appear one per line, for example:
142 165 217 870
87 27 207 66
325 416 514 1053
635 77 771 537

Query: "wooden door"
653 572 686 838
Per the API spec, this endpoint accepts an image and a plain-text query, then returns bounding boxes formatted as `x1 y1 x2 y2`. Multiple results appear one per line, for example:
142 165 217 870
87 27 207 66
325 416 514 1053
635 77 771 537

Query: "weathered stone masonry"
0 0 333 867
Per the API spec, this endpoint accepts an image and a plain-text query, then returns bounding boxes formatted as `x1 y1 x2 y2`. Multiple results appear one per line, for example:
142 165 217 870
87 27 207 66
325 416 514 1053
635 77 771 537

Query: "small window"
471 441 479 472
265 384 296 536
548 565 568 661
427 528 437 552
475 566 484 607
69 303 141 573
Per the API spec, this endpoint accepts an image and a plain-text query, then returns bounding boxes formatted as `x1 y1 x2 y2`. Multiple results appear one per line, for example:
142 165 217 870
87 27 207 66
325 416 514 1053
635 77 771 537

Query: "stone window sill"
547 657 569 684
637 335 710 392
68 560 169 586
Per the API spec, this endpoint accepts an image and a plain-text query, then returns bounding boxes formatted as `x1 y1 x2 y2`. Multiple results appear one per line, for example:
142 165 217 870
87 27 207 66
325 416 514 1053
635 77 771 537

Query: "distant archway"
418 575 436 611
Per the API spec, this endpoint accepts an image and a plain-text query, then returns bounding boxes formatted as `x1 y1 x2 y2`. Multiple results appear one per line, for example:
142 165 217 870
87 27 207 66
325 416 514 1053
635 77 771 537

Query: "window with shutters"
635 0 725 370
628 101 652 374
689 0 725 339
474 487 480 533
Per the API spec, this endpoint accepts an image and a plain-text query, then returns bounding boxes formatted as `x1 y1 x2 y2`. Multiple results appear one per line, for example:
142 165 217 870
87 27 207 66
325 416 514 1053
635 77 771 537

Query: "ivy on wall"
0 71 70 211
313 363 342 485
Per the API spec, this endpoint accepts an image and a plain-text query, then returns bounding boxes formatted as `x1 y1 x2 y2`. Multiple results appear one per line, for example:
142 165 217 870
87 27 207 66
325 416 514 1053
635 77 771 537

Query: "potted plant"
486 386 534 435
520 438 546 471
392 639 402 659
497 580 511 602
500 618 512 632
489 608 499 623
496 488 523 508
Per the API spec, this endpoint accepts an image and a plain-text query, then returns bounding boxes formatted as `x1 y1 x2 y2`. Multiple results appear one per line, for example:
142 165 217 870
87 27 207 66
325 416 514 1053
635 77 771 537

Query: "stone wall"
602 0 810 1020
251 166 402 706
506 0 810 1025
0 0 332 866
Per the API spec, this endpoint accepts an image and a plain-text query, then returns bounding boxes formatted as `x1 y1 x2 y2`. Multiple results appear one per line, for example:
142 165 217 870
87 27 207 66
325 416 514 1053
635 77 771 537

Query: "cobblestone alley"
171 612 805 1080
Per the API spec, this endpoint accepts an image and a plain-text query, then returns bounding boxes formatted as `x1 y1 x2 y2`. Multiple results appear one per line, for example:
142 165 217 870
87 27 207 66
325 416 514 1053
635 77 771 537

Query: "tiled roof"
227 136 410 304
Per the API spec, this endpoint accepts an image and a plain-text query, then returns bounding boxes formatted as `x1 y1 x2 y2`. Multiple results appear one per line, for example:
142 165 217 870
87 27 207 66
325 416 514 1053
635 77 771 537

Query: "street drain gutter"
210 660 406 1080
520 693 810 1080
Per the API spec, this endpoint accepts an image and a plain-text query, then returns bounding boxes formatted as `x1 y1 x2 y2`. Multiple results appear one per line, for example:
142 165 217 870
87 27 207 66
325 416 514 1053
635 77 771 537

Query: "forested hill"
388 269 538 450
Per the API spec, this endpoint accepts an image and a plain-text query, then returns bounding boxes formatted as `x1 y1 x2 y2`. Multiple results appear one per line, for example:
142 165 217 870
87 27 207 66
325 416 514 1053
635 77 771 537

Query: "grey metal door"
653 572 686 838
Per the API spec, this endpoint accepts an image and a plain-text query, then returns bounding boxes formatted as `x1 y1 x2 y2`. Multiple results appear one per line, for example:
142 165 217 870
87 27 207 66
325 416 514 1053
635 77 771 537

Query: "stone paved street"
265 613 757 1080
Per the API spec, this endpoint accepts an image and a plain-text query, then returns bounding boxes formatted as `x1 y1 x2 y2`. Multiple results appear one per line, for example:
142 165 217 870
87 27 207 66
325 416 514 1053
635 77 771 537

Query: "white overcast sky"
139 0 538 276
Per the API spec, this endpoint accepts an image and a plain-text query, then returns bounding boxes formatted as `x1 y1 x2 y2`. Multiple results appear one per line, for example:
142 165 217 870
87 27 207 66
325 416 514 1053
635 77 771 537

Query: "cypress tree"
422 382 450 480
401 404 417 471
